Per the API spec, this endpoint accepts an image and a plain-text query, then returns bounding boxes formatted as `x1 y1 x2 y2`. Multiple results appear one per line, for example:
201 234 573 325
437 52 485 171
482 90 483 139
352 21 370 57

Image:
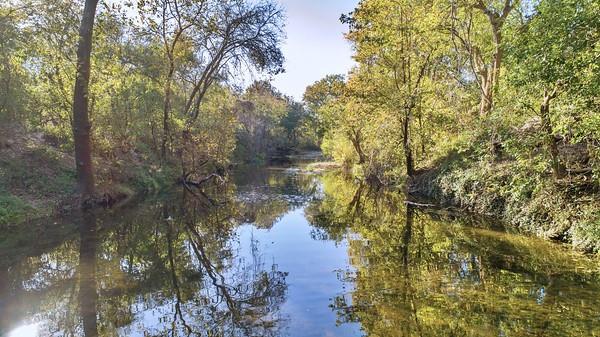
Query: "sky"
270 0 358 100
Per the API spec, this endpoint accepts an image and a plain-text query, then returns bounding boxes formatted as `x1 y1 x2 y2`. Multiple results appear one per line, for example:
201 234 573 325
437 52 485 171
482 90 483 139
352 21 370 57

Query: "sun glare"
9 323 40 337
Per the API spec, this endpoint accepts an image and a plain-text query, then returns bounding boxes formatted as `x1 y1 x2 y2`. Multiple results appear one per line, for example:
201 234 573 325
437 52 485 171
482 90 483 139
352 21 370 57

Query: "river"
1 160 599 336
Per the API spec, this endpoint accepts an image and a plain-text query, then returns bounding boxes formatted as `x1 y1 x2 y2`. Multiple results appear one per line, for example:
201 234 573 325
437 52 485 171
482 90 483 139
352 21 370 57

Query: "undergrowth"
413 151 600 252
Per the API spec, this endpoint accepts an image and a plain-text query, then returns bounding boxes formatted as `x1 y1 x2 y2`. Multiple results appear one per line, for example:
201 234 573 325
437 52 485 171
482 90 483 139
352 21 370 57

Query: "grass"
0 140 77 225
0 191 32 225
0 124 188 227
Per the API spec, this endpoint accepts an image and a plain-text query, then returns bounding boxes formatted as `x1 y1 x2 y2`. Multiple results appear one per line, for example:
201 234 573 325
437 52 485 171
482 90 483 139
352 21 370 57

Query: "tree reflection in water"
307 173 600 337
79 213 99 337
0 176 296 336
1 169 599 336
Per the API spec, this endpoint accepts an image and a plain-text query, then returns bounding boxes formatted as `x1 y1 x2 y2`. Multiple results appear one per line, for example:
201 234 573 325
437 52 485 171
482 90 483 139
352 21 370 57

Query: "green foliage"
310 0 598 182
0 192 31 225
0 0 302 222
414 152 600 252
504 0 600 180
303 74 346 140
303 0 600 248
309 0 469 182
507 0 600 97
0 137 77 224
0 6 29 122
321 132 356 170
0 147 76 197
234 81 317 163
129 164 178 193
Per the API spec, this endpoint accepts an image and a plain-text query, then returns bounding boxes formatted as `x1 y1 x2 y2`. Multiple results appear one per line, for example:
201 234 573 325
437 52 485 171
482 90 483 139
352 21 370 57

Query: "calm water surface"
1 162 599 336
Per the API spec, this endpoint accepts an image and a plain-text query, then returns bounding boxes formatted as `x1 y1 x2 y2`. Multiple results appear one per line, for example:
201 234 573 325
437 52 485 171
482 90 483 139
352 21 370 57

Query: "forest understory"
0 122 177 225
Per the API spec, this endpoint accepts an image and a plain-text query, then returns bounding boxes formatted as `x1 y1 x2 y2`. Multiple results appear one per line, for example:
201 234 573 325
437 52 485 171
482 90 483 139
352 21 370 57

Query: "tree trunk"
540 91 565 179
72 0 99 203
482 28 504 157
403 109 415 177
474 0 514 117
479 29 502 117
161 64 174 159
479 72 493 116
350 130 367 164
417 109 426 159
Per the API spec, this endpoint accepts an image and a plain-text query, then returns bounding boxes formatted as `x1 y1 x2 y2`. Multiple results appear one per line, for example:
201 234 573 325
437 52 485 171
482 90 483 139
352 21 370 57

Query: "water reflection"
0 168 599 336
0 169 309 337
308 173 600 337
79 214 98 337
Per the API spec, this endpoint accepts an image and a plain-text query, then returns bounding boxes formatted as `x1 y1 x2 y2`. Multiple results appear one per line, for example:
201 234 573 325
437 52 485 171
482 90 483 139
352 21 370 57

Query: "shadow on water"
0 166 599 336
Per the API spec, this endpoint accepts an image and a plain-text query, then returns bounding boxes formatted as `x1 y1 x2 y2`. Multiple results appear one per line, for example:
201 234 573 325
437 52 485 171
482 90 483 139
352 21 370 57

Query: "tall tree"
138 0 284 159
343 0 445 177
182 0 285 126
72 0 99 203
138 0 207 159
450 0 518 116
507 0 600 179
303 74 346 141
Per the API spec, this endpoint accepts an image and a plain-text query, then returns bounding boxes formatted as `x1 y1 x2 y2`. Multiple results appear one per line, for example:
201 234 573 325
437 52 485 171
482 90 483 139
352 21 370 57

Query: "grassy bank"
411 151 600 252
0 125 179 226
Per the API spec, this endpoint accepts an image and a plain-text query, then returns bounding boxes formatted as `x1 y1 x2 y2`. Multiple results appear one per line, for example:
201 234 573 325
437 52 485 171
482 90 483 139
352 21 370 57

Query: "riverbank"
410 151 600 253
0 124 178 226
0 123 323 226
4 120 599 255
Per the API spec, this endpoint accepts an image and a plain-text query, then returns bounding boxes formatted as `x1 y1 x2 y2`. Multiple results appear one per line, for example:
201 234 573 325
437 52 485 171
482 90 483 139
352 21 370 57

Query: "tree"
507 0 600 179
303 74 346 141
0 6 28 121
137 0 208 159
72 0 99 203
182 0 285 125
281 100 305 146
450 0 519 116
343 0 446 177
138 0 285 159
234 81 287 163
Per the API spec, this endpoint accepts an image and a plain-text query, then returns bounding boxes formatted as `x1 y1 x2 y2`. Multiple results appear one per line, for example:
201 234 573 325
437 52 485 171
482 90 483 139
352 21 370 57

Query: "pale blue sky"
272 0 358 100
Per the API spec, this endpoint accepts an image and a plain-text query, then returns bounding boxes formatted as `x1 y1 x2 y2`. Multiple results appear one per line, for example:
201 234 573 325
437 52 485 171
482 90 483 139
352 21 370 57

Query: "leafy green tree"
450 0 519 116
234 81 287 163
506 0 600 179
341 0 450 177
303 74 346 140
0 5 28 121
137 0 285 158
